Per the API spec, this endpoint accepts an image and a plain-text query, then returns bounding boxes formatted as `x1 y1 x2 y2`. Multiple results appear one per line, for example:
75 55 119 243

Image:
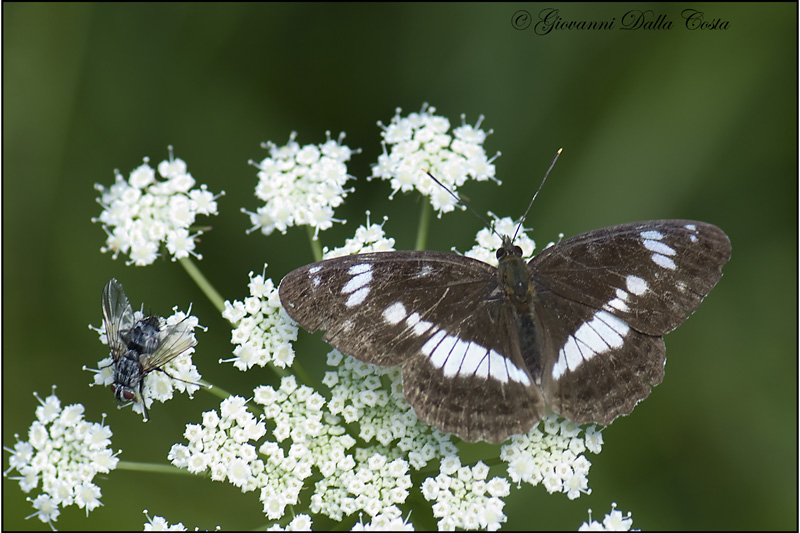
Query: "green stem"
116 461 199 476
199 379 231 402
415 200 432 251
179 257 226 313
306 226 323 262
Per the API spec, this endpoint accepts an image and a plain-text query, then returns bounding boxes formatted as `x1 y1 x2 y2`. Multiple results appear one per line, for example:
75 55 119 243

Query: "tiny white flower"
143 509 188 531
579 503 635 531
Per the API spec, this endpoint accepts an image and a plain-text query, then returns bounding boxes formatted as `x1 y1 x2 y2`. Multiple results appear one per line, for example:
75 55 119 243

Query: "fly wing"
102 279 135 360
139 318 197 373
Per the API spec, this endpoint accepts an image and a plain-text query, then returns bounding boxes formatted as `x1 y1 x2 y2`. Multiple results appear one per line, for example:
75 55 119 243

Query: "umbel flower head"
245 131 358 239
4 388 119 529
370 103 500 215
92 146 223 266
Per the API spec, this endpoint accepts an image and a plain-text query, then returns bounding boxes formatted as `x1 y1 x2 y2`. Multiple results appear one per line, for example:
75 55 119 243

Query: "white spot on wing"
552 310 631 379
594 310 629 342
348 264 371 275
643 239 676 256
626 275 648 295
432 335 459 375
603 297 629 313
640 230 664 240
309 266 322 275
458 342 489 377
411 316 433 336
422 329 447 357
685 224 699 242
383 302 407 325
423 331 529 385
342 270 372 294
603 288 631 312
345 287 370 307
651 253 677 270
443 338 469 377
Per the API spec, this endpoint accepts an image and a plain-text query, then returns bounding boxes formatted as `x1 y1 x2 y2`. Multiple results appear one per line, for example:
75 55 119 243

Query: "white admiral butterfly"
279 211 730 443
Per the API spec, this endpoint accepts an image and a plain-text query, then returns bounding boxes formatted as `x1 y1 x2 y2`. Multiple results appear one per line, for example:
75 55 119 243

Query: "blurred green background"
3 2 796 530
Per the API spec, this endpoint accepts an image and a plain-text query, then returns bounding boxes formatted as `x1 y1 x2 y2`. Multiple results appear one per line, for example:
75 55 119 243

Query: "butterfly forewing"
279 251 545 442
530 220 730 424
530 220 731 334
279 219 731 442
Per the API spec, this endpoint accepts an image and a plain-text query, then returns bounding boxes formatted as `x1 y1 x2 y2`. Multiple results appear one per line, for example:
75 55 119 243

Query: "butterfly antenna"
512 148 562 241
423 169 503 240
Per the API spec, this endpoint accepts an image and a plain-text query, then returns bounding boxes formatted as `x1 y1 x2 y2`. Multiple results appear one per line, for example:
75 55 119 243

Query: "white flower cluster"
500 415 603 500
312 452 412 523
321 350 458 470
421 456 511 531
222 267 298 371
321 213 396 259
246 131 357 239
462 215 537 265
4 389 119 528
579 503 635 531
168 395 279 502
256 376 411 524
89 308 203 419
93 147 223 266
370 104 500 216
170 378 389 525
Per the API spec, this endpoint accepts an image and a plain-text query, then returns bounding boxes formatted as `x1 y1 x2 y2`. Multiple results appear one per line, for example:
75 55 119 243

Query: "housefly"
100 278 197 419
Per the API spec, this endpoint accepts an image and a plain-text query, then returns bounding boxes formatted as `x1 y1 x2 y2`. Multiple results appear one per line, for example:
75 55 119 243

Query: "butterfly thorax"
496 236 536 307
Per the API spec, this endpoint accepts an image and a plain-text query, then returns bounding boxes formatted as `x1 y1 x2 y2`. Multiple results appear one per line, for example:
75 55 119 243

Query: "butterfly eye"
513 245 523 256
496 248 506 259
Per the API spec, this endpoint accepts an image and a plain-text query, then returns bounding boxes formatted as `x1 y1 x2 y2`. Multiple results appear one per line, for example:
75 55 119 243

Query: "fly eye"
122 390 136 401
109 384 117 393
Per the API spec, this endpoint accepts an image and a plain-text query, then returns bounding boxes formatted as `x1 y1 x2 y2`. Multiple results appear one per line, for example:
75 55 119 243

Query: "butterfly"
101 278 197 419
278 219 731 443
